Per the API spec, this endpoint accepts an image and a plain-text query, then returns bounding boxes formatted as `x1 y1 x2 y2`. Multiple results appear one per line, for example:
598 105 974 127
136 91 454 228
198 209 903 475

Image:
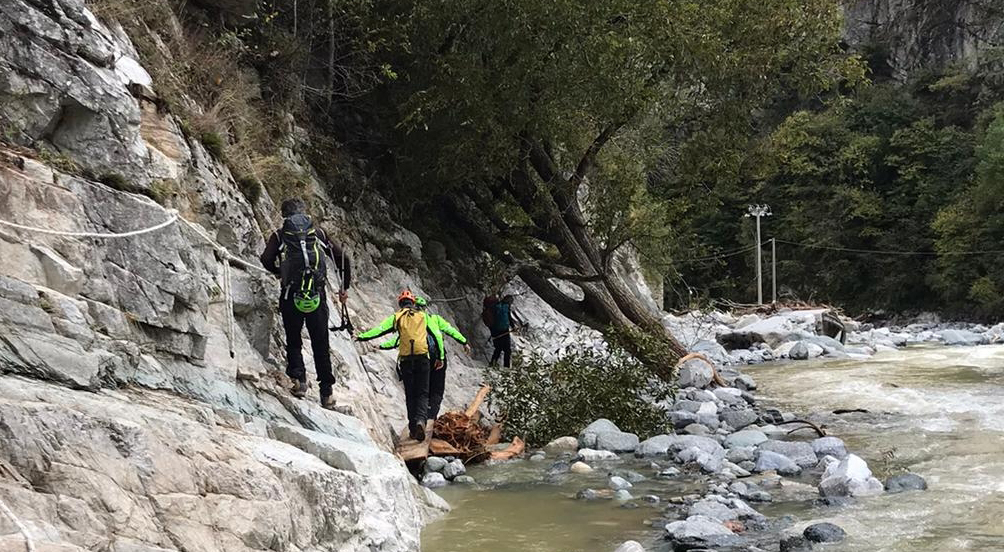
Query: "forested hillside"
666 1 1004 317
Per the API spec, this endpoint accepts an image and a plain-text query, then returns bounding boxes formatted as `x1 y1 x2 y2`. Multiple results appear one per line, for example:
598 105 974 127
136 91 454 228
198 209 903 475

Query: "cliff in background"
842 0 1004 78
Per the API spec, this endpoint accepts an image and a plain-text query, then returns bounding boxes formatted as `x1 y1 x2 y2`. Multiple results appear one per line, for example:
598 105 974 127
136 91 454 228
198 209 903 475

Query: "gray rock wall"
842 0 1004 78
0 0 606 549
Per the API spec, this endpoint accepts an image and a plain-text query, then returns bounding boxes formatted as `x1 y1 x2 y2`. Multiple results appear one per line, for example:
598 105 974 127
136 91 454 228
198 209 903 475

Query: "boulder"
595 431 640 453
453 475 476 484
940 328 987 346
425 457 448 473
884 473 928 493
720 406 758 431
713 387 744 405
609 475 633 491
755 450 801 476
636 434 677 457
611 469 647 483
665 515 738 549
671 410 700 429
780 535 813 552
811 437 848 459
735 374 758 391
678 358 714 389
613 541 645 552
804 522 846 543
819 454 884 497
689 498 738 522
569 461 593 474
724 430 768 449
577 448 620 462
678 447 725 473
789 341 810 360
422 472 448 489
683 423 710 436
442 459 466 480
613 489 633 501
578 418 621 448
759 440 818 468
545 436 580 450
726 446 755 464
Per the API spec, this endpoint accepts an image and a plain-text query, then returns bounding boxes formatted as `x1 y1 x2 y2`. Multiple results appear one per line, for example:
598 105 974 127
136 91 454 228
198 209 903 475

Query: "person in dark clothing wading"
356 290 439 441
259 198 351 411
489 294 520 368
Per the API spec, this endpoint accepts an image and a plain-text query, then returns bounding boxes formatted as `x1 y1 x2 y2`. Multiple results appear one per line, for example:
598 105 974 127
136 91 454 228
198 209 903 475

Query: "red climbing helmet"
397 290 416 306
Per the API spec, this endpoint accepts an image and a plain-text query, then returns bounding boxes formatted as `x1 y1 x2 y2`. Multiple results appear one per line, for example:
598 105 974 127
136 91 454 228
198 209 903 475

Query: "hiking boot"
321 394 353 415
411 420 427 442
290 379 308 398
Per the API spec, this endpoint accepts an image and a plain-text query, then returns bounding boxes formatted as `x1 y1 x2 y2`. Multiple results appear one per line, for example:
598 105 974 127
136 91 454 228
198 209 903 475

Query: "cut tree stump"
396 420 435 464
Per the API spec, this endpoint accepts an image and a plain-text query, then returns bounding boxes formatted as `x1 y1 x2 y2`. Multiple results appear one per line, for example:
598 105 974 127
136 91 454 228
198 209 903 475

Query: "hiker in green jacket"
379 296 470 419
357 290 443 441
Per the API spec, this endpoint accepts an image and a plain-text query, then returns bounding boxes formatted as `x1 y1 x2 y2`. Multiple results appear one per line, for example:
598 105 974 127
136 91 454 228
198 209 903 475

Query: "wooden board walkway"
396 420 435 464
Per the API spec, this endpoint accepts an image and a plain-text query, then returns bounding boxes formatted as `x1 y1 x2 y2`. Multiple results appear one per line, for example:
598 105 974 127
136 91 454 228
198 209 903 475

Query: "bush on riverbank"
485 346 674 446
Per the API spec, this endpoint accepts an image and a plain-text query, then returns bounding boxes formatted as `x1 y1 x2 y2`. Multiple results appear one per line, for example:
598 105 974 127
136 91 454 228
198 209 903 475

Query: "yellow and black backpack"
394 307 429 356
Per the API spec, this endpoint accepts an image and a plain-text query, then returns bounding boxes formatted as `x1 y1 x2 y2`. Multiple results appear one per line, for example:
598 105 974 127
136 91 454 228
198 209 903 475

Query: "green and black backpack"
279 214 327 313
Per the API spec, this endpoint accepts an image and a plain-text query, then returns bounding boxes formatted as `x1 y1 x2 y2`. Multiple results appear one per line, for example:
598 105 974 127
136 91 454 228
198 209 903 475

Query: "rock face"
0 0 614 548
842 0 1004 79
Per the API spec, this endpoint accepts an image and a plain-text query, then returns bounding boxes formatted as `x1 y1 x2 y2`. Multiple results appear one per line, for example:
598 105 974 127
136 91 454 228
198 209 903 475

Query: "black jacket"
259 226 352 290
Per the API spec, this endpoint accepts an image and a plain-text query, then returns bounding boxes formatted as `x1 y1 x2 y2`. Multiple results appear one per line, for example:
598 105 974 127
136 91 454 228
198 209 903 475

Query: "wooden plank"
489 436 525 461
485 423 502 446
429 438 463 456
464 385 491 418
396 420 435 463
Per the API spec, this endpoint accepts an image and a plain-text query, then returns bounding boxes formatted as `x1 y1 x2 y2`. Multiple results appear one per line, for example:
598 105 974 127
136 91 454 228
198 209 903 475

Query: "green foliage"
199 132 226 159
666 62 1004 317
484 345 674 446
237 176 262 204
98 173 130 191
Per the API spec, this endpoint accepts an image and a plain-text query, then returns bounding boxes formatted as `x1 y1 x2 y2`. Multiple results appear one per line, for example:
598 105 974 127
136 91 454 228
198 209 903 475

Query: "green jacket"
358 310 445 358
377 313 466 360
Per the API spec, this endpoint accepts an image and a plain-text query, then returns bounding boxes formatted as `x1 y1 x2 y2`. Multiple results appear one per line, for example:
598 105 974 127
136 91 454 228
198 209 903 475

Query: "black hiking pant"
428 355 447 420
280 297 334 396
400 354 431 431
491 332 512 368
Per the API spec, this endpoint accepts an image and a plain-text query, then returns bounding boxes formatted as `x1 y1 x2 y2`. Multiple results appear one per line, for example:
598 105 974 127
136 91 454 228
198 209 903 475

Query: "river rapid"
423 345 1004 551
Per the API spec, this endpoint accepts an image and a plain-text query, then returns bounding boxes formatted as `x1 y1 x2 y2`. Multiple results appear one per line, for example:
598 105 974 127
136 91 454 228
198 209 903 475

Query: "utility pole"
745 204 772 305
771 238 777 304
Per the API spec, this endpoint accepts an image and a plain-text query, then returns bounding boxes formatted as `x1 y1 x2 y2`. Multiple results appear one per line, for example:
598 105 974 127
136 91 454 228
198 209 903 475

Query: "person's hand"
434 360 444 370
338 290 348 303
463 344 472 356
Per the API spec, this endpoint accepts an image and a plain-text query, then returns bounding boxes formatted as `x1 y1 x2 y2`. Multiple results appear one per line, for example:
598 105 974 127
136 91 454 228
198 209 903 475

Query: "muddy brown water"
423 346 1004 551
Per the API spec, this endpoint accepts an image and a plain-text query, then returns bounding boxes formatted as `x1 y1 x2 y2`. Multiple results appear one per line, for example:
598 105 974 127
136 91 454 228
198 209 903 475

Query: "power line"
675 243 759 264
775 239 1004 257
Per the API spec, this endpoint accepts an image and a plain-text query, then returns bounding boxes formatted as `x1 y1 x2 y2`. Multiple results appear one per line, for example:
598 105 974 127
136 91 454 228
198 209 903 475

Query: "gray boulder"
780 535 813 552
683 423 710 436
759 440 818 468
713 387 744 405
720 406 758 430
819 454 884 497
613 541 645 552
789 341 810 360
595 431 640 453
726 446 755 464
609 475 633 491
422 472 448 489
804 522 846 543
635 435 677 457
724 429 768 449
755 450 801 475
577 448 620 462
671 411 700 429
425 456 448 473
940 329 986 346
812 436 848 459
678 447 725 473
735 374 758 391
678 358 714 389
453 475 476 485
578 418 621 448
885 473 928 493
442 459 466 480
665 515 738 549
689 498 738 522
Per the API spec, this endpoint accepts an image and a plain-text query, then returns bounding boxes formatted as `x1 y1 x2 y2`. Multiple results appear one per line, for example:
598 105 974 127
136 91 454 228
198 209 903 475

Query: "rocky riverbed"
422 315 971 552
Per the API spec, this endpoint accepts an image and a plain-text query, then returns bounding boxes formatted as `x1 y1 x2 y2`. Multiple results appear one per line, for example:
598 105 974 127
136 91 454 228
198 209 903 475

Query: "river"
422 345 1004 551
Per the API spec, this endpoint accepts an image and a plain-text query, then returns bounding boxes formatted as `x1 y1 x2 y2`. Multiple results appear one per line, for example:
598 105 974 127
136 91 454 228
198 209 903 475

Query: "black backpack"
279 214 327 301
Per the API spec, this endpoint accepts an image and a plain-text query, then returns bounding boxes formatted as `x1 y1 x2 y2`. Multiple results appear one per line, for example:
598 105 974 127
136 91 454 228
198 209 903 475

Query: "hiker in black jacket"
260 198 351 410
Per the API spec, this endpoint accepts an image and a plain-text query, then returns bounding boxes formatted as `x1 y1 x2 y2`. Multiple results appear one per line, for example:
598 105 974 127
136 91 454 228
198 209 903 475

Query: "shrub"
199 131 226 159
484 344 674 446
98 172 129 190
237 176 262 204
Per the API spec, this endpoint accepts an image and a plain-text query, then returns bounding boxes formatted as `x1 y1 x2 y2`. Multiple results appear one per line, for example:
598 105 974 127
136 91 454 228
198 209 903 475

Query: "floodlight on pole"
744 204 772 305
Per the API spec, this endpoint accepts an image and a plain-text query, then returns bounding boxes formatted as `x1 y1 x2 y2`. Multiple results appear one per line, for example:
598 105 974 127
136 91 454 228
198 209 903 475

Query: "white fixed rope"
0 210 179 239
